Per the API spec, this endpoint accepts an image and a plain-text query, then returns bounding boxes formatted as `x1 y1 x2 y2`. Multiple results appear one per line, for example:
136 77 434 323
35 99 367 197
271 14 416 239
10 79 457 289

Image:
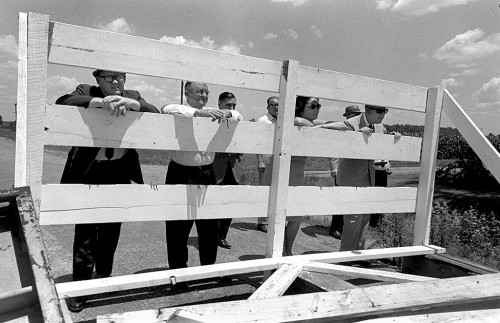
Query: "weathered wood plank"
44 105 422 160
96 273 500 323
48 21 282 92
443 90 500 184
249 264 303 300
303 262 434 283
15 187 66 323
298 66 428 112
402 254 499 278
15 12 49 207
39 185 418 225
364 308 500 322
56 246 444 298
47 22 429 113
414 87 443 245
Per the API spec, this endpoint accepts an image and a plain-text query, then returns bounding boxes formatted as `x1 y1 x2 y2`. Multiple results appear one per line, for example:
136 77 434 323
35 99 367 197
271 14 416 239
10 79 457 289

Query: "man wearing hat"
328 105 362 239
316 104 400 266
56 69 158 311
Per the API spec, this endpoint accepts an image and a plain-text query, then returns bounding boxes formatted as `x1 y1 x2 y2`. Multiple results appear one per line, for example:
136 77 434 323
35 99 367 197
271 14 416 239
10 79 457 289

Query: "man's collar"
267 112 277 122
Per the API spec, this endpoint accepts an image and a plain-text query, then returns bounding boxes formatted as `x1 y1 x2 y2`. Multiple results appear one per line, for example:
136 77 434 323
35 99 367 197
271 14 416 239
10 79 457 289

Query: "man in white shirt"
161 82 242 275
256 96 278 233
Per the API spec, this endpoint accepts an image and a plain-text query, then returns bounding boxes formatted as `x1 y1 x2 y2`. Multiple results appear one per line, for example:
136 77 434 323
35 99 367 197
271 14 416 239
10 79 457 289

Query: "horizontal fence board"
48 21 282 92
56 246 443 298
39 185 417 225
299 66 429 112
44 105 422 161
48 22 429 111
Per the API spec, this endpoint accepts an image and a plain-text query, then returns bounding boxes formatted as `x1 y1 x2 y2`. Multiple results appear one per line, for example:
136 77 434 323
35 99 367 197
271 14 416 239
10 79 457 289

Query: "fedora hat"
343 105 361 117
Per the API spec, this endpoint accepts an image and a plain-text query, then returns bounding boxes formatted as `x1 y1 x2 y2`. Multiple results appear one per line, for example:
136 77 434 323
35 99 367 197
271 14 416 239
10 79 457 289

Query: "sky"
1 0 499 134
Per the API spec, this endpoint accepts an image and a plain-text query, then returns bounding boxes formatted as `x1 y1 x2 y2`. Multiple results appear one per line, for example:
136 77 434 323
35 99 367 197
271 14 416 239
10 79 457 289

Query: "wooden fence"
13 11 500 322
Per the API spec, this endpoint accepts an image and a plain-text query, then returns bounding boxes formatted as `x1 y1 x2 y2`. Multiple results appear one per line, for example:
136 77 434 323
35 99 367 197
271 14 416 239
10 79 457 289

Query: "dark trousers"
72 158 131 281
370 170 388 228
165 161 219 269
218 165 238 240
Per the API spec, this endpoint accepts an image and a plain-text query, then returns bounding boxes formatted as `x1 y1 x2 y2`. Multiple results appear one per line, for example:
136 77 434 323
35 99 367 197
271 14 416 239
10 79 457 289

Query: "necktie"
105 148 114 160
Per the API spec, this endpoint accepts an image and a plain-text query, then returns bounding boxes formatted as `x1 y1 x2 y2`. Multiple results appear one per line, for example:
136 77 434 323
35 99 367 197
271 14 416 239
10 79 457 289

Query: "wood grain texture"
249 264 303 300
39 185 417 225
414 87 443 245
44 105 422 160
96 273 500 323
57 246 444 298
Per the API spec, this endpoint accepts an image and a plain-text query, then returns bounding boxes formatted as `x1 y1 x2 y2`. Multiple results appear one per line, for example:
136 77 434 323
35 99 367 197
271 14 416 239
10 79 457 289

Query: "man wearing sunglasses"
55 69 158 312
316 104 399 266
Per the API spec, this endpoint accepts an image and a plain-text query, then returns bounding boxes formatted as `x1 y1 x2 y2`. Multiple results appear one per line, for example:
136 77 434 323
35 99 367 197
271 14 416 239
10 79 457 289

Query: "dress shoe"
218 276 232 284
329 230 342 239
66 297 85 312
257 224 268 233
218 239 232 249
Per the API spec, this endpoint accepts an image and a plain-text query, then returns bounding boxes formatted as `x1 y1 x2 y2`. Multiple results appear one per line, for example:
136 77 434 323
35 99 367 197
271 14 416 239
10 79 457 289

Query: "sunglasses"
306 103 321 110
99 74 125 83
369 108 388 114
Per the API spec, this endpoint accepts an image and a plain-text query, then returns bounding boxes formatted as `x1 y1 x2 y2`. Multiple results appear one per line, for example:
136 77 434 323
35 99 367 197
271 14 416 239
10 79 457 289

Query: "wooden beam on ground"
443 90 500 184
15 12 49 206
56 246 443 298
298 66 428 112
413 87 443 245
97 273 500 323
402 254 499 278
303 262 434 283
363 308 500 322
249 264 303 300
15 187 66 322
290 272 356 293
265 60 298 260
44 105 422 160
39 184 417 225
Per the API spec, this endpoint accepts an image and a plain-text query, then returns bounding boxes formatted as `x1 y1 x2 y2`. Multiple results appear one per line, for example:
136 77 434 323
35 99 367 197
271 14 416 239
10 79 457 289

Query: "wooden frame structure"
12 12 500 322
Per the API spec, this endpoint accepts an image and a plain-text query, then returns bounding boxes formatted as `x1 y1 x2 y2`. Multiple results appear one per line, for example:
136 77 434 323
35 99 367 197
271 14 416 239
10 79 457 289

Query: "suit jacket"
336 113 385 187
57 84 158 184
213 153 242 184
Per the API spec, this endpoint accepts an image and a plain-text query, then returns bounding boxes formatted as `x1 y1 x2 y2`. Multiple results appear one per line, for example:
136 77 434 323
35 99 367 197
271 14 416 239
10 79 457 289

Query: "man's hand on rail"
390 131 402 139
359 127 372 135
102 96 140 116
193 108 227 123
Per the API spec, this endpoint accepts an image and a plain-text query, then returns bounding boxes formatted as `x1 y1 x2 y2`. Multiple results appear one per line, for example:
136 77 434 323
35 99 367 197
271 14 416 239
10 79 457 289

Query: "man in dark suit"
56 69 158 311
212 92 244 249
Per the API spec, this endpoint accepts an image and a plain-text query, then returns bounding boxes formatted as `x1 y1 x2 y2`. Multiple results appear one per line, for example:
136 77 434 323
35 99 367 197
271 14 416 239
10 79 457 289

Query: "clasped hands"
100 96 140 117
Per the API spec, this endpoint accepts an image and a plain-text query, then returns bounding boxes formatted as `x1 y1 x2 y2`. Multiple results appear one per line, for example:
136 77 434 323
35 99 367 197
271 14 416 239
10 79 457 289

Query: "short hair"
267 96 279 105
295 96 316 117
184 81 193 92
92 69 125 78
219 92 235 102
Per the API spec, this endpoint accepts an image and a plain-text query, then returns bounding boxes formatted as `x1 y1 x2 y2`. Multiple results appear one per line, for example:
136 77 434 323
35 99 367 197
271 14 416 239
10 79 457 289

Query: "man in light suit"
318 104 400 260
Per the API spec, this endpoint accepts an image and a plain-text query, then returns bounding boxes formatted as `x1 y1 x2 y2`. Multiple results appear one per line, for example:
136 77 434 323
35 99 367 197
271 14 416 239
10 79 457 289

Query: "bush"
371 202 500 270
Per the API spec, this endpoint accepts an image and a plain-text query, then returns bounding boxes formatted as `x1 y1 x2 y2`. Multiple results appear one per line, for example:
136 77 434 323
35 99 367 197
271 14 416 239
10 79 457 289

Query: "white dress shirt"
162 103 243 166
257 112 277 168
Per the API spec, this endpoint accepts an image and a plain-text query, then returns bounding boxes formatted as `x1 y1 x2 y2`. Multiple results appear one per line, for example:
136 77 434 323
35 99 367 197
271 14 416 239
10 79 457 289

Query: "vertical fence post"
413 86 443 245
15 12 49 209
265 60 299 259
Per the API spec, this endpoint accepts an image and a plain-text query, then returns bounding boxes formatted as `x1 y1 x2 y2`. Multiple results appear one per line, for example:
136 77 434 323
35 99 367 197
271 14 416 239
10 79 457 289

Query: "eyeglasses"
369 108 388 115
306 103 321 110
99 74 125 83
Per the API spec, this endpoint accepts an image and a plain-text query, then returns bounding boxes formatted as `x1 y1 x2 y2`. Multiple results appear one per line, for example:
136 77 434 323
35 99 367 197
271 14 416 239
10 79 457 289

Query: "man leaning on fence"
315 104 400 267
56 69 158 312
161 82 242 286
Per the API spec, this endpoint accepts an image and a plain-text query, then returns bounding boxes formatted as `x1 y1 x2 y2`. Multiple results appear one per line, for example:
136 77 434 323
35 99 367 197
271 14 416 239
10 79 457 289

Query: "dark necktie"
105 147 114 160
